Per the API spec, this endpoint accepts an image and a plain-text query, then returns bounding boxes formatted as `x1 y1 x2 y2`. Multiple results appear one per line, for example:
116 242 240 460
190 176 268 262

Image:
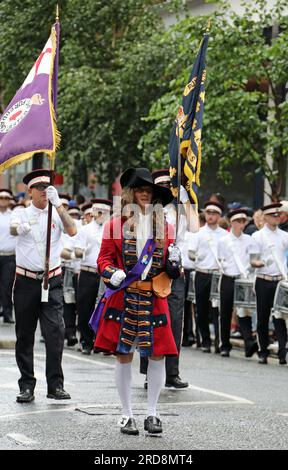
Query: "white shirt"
0 209 16 253
251 224 288 276
12 203 64 271
61 230 81 273
218 231 257 277
186 224 227 270
164 204 194 269
74 219 104 269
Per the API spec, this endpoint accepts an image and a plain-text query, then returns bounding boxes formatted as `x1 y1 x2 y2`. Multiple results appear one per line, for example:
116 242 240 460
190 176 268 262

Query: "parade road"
0 334 287 451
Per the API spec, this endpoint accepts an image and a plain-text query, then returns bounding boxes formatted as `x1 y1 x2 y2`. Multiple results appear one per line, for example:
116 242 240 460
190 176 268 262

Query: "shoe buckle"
118 416 130 428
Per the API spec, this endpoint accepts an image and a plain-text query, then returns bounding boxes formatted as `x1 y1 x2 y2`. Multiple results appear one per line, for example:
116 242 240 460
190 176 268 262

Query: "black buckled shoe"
165 376 189 389
279 358 287 365
202 346 211 353
67 335 78 347
47 388 71 400
144 416 162 435
16 389 35 403
119 416 139 436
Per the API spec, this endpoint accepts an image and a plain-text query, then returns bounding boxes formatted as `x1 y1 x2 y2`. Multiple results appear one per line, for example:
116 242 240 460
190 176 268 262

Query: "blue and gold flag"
169 32 209 205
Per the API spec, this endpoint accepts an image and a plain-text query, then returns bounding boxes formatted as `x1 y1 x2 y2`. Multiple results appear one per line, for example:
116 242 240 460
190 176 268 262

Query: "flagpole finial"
205 18 211 33
56 4 59 22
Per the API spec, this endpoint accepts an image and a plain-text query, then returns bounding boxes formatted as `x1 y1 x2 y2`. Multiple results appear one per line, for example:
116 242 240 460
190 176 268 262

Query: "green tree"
0 0 180 188
140 0 288 201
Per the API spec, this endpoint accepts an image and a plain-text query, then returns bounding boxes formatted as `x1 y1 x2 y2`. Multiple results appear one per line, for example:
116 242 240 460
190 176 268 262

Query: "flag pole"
43 158 55 290
175 122 181 241
43 4 59 290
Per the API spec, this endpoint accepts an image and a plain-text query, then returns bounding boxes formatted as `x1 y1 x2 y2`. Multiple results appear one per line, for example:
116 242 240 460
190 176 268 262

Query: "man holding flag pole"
0 7 77 403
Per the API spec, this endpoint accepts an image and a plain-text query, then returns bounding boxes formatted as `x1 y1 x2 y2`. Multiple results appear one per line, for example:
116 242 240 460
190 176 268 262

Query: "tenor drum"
272 280 288 319
187 271 196 303
209 272 221 302
233 278 256 308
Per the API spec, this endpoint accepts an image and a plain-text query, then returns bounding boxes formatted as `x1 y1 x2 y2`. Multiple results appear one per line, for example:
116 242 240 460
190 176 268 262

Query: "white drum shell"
272 280 288 319
210 273 221 302
187 271 196 303
233 278 256 308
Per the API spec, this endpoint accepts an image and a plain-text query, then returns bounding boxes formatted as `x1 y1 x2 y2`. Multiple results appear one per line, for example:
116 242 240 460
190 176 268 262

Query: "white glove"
168 244 182 264
16 222 31 236
46 186 61 208
264 258 274 267
110 269 127 287
179 185 189 204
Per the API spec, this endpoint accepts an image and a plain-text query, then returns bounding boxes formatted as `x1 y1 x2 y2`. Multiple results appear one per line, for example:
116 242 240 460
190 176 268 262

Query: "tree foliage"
141 0 288 200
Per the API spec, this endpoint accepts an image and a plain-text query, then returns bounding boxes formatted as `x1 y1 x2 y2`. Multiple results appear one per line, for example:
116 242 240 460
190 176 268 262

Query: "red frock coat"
94 217 178 356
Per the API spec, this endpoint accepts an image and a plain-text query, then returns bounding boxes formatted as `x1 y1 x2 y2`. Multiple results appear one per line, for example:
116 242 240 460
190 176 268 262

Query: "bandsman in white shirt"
218 209 258 358
10 169 77 403
251 203 288 365
186 201 226 353
0 188 16 323
75 198 112 354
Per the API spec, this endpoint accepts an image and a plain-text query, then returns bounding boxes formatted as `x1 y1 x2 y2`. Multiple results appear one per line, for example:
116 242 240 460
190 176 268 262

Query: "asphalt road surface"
0 334 287 451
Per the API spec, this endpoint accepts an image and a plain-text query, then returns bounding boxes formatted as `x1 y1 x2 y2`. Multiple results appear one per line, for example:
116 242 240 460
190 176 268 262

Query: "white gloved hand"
46 186 61 208
179 185 189 204
263 258 274 267
16 222 31 236
168 244 182 264
110 269 127 287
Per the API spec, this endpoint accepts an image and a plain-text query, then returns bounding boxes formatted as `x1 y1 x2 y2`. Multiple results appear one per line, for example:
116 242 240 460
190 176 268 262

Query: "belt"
129 280 153 291
16 266 62 281
0 251 15 256
223 274 241 280
196 268 219 274
257 274 283 282
81 266 98 274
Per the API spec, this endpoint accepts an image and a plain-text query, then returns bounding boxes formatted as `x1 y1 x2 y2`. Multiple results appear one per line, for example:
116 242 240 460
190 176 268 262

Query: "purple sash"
89 238 156 334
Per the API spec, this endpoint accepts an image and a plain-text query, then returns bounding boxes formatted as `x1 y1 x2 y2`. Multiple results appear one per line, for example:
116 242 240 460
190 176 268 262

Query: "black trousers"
219 275 235 351
195 271 219 348
0 255 15 320
182 269 195 342
77 270 100 350
255 278 288 360
63 270 78 339
14 274 65 392
140 275 185 378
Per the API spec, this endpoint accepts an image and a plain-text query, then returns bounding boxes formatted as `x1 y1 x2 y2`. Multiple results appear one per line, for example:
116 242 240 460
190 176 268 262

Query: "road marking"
277 412 288 417
188 384 254 404
63 352 115 369
0 397 253 421
7 433 37 446
0 350 115 369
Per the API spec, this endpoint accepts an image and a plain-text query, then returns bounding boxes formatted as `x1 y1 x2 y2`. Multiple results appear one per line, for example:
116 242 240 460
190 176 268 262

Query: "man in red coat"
94 168 181 436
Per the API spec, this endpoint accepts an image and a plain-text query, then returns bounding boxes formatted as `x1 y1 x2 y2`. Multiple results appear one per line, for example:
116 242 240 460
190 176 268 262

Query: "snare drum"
233 278 256 309
272 280 288 319
210 272 221 302
187 271 196 303
63 267 76 304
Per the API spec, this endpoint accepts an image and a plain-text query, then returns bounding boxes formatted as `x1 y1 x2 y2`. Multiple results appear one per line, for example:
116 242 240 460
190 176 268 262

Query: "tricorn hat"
120 168 173 206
